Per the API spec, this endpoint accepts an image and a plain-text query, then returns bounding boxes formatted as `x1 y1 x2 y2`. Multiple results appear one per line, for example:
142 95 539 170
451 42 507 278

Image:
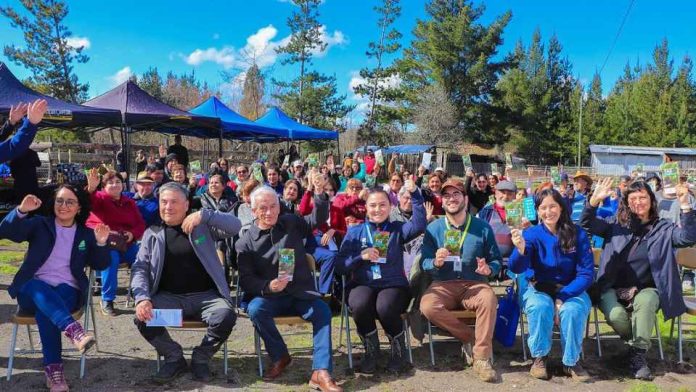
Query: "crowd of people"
2 102 696 391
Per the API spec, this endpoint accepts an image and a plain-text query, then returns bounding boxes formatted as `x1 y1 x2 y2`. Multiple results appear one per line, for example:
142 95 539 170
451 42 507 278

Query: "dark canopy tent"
0 62 121 128
188 97 286 142
255 107 339 140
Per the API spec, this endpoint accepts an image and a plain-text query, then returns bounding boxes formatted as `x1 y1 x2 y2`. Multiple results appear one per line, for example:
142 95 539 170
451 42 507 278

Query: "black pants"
348 285 410 336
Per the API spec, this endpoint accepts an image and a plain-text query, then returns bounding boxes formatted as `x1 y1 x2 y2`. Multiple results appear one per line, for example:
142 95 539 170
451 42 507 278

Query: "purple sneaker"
63 321 95 353
45 363 69 392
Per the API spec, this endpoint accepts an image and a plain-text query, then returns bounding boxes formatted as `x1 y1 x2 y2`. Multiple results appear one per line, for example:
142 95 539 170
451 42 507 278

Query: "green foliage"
1 0 89 103
137 67 165 102
239 63 266 120
396 0 512 145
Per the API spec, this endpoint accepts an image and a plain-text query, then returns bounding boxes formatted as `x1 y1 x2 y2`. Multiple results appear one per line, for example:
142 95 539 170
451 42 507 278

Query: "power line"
598 0 636 76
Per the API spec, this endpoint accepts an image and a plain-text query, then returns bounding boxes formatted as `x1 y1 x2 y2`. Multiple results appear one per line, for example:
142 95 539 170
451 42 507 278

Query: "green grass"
0 250 25 274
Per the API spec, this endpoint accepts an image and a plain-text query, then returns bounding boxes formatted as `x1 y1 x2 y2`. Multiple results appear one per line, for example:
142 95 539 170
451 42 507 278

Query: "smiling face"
398 191 412 212
135 181 154 198
236 166 249 181
267 169 279 185
428 175 442 193
103 176 123 199
627 189 652 219
172 166 186 184
475 175 488 191
495 189 515 206
537 195 561 228
253 192 280 229
346 180 363 197
54 187 80 225
442 187 466 215
283 181 299 202
389 175 403 193
159 188 189 226
366 192 390 224
208 175 224 196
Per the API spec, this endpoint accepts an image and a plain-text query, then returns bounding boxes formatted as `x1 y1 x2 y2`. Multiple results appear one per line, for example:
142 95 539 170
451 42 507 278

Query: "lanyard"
365 222 389 246
444 214 472 252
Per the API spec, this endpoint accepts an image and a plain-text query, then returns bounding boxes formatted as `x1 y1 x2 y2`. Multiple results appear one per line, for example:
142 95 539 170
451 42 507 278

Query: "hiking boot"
153 357 188 384
529 356 549 380
101 300 116 317
461 342 474 366
357 330 380 374
473 358 497 383
191 361 211 382
63 321 95 354
629 346 653 380
45 363 69 392
386 331 412 374
563 363 590 382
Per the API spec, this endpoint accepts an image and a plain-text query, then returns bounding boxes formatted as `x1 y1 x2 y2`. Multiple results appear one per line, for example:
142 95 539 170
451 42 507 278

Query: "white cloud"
65 36 91 49
108 66 133 86
183 24 345 70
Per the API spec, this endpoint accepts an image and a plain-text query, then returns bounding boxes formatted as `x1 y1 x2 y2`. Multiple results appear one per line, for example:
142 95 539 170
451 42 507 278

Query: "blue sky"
1 0 695 122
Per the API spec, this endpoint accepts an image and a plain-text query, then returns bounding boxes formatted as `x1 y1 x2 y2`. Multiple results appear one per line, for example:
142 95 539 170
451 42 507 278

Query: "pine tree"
353 0 404 146
1 0 89 103
239 63 265 120
139 67 165 102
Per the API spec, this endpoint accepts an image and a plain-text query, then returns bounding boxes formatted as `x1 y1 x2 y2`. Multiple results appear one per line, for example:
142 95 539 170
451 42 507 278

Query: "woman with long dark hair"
581 179 696 380
509 188 594 382
0 185 111 391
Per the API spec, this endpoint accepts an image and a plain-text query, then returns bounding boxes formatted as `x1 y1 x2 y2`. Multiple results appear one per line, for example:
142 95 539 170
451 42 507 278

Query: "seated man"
420 179 501 382
131 182 241 384
236 186 341 392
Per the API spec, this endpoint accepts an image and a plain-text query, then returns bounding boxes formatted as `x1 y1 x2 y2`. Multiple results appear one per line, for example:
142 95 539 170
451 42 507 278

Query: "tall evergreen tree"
239 63 265 120
139 67 165 102
353 0 404 146
397 0 512 145
1 0 89 102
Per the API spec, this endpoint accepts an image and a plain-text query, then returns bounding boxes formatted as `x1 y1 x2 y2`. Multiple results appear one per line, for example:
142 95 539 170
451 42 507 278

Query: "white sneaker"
682 279 694 292
461 342 474 366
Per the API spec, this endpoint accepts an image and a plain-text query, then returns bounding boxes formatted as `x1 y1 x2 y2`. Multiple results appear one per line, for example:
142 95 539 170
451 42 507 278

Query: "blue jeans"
523 285 590 366
17 279 80 365
247 295 333 372
101 243 139 301
313 235 338 295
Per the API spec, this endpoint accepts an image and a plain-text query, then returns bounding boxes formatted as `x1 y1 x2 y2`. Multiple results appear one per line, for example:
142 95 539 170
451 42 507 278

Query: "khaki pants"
420 280 497 360
599 288 660 350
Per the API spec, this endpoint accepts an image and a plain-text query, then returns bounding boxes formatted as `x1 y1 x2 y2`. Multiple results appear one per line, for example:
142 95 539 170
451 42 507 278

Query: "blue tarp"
0 62 122 128
355 144 434 155
189 97 285 141
255 107 338 141
84 81 220 138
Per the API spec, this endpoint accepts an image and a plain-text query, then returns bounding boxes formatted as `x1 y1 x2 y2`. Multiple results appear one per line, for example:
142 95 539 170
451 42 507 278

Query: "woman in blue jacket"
336 179 426 374
581 179 696 380
509 188 594 382
1 185 111 392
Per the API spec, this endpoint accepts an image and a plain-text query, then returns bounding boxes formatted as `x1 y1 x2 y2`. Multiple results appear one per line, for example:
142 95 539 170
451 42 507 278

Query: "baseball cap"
496 180 517 192
441 179 466 194
136 172 155 183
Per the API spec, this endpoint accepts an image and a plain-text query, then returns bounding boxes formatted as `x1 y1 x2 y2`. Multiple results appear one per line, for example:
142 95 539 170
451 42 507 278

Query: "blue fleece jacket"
421 215 502 282
508 223 594 302
336 188 426 288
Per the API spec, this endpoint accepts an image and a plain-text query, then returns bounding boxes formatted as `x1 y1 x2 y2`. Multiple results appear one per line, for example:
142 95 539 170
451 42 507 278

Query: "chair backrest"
306 253 318 291
676 247 696 269
592 248 602 267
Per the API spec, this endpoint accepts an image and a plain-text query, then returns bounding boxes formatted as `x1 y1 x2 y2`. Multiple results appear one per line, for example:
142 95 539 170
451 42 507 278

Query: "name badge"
371 264 382 280
453 260 463 272
445 255 461 263
376 257 387 264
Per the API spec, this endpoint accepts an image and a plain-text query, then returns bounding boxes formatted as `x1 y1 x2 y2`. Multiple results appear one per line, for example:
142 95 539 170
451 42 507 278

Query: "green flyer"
278 248 295 281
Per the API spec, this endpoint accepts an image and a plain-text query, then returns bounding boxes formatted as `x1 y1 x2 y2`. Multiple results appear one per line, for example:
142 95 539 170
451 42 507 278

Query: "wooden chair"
425 309 479 366
674 247 696 363
6 270 97 380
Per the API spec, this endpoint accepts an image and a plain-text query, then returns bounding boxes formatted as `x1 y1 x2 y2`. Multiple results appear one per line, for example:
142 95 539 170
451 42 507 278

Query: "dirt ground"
0 273 694 392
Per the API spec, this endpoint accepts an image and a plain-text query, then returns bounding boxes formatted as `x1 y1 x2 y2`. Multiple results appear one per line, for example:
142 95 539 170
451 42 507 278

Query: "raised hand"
9 102 28 125
590 177 614 207
18 194 42 213
511 229 525 254
358 188 369 200
158 144 166 158
405 179 417 193
677 184 692 208
86 168 100 193
27 99 48 125
424 201 434 222
94 223 110 245
475 257 492 276
182 211 202 234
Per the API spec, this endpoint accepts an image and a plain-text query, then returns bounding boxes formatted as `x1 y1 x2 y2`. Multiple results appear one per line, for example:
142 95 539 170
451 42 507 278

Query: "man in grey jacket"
131 182 241 384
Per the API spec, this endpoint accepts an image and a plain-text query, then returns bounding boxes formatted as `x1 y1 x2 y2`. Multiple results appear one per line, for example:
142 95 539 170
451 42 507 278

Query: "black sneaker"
191 362 211 382
100 300 116 317
153 357 188 384
629 346 653 380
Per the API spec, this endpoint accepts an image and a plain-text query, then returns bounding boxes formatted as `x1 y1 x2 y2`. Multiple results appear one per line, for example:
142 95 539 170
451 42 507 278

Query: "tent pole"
219 128 223 159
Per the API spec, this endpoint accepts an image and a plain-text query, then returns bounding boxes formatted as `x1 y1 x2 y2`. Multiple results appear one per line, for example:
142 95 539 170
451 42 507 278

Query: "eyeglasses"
442 191 464 200
105 180 122 185
349 186 363 190
55 198 78 207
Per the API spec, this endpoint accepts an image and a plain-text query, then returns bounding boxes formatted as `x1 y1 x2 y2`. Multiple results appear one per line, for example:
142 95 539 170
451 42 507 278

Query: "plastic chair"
6 270 97 380
674 247 696 363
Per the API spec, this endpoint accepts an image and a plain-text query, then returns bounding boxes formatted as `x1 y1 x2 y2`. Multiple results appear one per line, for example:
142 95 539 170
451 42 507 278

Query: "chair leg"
156 354 161 372
677 316 683 364
593 307 602 357
254 329 263 377
669 318 675 340
26 325 35 352
79 350 87 379
427 320 435 366
520 311 528 362
7 323 18 381
223 340 228 375
655 317 664 361
404 318 413 364
345 307 353 370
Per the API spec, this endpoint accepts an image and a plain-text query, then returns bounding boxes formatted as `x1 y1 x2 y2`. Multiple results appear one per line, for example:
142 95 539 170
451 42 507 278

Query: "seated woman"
336 179 426 374
338 166 354 192
281 179 302 214
0 187 110 392
333 178 367 228
85 169 145 316
422 173 444 216
581 179 696 380
509 188 593 382
384 173 404 206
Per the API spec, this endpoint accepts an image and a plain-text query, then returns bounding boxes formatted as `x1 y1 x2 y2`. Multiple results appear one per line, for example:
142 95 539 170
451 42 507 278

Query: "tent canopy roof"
0 62 122 128
255 107 338 140
188 97 286 141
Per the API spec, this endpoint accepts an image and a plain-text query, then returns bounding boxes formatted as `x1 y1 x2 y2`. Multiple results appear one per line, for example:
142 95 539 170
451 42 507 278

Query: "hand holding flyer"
278 248 295 281
505 200 524 229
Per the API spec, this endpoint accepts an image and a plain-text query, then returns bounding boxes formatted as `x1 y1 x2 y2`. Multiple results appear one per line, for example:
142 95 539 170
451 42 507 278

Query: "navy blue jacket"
0 118 39 163
580 202 696 320
1 208 111 299
336 188 426 288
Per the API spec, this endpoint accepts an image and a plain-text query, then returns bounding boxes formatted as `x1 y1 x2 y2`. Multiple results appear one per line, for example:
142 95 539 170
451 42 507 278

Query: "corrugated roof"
589 144 696 156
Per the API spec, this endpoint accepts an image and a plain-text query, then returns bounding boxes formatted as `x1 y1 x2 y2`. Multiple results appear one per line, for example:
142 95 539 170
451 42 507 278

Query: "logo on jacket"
78 240 86 251
194 235 206 245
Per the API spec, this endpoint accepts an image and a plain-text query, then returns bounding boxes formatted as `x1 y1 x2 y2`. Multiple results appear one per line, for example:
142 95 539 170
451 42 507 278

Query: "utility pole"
577 90 585 167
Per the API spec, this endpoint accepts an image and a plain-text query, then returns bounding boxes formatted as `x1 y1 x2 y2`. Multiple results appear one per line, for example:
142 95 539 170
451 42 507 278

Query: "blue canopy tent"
355 145 435 155
255 107 339 140
0 62 121 128
189 97 286 144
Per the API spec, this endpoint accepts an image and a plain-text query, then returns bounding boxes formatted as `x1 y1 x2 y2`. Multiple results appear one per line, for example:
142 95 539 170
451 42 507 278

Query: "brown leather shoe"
262 354 291 381
309 369 342 392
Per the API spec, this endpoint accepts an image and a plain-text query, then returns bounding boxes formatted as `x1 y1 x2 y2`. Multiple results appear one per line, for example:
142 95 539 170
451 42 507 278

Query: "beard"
445 202 466 215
